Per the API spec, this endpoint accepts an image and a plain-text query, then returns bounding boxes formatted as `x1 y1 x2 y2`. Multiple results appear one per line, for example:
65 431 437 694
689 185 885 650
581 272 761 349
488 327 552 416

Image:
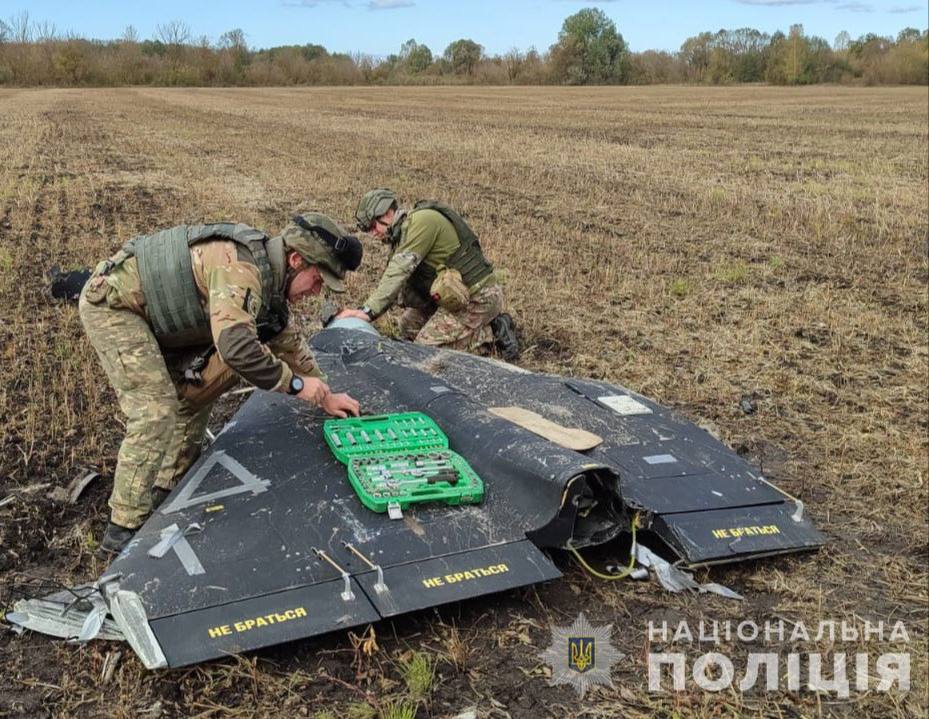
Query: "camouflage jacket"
94 239 322 392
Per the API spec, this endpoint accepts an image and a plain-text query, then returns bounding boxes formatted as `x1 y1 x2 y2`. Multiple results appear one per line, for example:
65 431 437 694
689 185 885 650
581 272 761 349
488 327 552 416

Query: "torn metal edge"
105 585 168 669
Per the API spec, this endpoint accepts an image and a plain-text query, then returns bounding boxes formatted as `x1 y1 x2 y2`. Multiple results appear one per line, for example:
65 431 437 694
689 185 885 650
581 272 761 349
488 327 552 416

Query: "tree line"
1 9 926 87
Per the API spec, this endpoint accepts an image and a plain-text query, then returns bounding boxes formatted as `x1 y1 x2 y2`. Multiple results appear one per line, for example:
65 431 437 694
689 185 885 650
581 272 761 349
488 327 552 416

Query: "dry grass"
0 85 926 718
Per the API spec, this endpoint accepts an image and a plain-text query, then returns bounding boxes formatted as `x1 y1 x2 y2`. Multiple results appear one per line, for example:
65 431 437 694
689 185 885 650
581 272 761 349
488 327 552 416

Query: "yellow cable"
568 514 639 581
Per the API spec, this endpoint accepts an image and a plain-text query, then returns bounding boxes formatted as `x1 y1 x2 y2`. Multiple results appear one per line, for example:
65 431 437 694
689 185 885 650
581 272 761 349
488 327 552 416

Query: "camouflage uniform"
80 240 324 529
364 208 504 352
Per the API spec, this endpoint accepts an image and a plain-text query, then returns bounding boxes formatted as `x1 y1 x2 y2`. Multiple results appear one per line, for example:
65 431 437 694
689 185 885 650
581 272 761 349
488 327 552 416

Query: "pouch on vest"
429 267 470 313
82 264 112 305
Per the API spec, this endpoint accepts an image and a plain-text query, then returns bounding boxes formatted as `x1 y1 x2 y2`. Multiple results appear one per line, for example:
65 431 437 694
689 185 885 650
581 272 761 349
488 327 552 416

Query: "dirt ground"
0 85 926 718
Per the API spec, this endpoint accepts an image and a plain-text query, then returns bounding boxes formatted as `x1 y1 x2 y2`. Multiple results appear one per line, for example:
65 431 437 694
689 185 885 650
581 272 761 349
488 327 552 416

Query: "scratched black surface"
310 328 822 563
106 326 822 666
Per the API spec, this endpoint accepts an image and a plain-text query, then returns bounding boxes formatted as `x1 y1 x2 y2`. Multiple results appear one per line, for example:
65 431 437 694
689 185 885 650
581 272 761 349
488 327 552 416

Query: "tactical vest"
398 201 493 300
119 223 288 349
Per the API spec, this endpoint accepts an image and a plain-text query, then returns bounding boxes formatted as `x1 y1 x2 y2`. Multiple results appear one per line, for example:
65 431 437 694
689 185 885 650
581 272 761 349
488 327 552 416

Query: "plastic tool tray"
323 412 484 516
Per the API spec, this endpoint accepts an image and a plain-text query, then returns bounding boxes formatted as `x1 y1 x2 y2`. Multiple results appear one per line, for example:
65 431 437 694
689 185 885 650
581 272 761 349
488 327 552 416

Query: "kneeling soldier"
80 215 362 553
342 189 519 359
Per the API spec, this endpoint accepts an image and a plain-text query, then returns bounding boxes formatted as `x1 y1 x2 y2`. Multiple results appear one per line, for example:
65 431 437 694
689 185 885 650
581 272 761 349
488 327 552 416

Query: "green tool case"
323 412 485 517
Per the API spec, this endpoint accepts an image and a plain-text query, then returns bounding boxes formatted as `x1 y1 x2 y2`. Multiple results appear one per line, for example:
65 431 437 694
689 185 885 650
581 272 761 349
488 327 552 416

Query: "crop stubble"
0 86 926 718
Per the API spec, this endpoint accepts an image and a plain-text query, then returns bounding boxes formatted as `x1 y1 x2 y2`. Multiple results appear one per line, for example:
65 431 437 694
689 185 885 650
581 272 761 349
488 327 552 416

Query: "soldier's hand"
296 377 330 406
319 392 361 418
335 309 371 322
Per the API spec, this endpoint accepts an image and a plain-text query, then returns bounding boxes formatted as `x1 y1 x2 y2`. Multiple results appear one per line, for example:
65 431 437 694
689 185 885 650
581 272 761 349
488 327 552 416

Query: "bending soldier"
341 189 519 359
80 215 362 553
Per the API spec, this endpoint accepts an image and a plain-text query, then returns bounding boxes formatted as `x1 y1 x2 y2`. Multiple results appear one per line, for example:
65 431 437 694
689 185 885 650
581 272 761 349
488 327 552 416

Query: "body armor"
397 201 494 300
118 223 287 349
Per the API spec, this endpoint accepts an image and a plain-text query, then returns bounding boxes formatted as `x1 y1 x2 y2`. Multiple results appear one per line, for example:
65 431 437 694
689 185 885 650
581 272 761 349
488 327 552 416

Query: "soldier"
79 215 362 554
340 189 519 359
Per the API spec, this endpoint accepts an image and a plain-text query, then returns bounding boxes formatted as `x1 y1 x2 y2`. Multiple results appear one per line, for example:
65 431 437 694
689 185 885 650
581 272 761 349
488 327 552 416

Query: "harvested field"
0 85 927 718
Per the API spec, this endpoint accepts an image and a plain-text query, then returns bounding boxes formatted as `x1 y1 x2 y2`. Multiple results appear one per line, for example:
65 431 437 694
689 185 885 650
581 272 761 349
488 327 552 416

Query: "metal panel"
651 503 824 565
150 578 379 667
355 540 561 617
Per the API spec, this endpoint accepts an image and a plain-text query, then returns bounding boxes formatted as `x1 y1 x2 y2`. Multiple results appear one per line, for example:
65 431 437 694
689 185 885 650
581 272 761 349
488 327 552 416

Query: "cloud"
734 0 829 6
367 0 415 8
737 0 925 9
281 0 350 7
282 0 413 8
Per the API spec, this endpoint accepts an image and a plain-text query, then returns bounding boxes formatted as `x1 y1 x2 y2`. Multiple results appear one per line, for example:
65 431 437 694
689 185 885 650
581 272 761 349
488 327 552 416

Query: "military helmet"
355 188 397 231
281 213 363 293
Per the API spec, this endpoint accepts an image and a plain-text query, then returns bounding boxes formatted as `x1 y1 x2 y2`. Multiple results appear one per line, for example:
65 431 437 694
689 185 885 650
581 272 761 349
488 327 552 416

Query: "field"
0 85 926 718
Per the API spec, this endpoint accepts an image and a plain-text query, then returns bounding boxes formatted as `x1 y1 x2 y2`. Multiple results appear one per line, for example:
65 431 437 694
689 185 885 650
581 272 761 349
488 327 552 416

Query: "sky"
3 0 927 56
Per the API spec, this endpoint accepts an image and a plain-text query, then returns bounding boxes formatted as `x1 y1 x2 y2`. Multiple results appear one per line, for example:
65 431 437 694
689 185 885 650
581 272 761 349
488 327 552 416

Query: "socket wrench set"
323 412 484 518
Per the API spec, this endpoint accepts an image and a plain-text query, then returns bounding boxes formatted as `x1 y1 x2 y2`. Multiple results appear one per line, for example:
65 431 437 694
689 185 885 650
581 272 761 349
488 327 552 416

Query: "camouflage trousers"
398 283 504 352
79 286 237 528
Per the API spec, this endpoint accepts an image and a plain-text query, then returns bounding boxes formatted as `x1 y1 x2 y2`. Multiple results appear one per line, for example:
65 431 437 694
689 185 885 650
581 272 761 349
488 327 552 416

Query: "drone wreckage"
7 318 823 669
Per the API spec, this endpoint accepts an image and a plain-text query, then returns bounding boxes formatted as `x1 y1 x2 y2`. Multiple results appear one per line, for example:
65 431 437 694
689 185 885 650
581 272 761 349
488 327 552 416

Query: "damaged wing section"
7 320 823 667
319 331 823 565
7 587 124 642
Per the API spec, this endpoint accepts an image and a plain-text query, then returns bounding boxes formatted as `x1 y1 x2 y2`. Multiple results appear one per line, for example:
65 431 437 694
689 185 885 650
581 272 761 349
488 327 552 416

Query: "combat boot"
491 313 520 361
152 486 171 511
98 522 135 555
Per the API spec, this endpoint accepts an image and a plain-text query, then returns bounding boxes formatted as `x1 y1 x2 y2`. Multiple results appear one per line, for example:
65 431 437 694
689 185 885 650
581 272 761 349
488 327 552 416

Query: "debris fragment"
6 588 125 641
47 471 101 504
635 545 743 600
101 650 122 684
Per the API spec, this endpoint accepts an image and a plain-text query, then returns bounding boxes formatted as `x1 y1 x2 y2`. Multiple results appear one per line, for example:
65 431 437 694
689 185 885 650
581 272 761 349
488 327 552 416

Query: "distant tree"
140 39 167 57
9 11 32 43
351 51 379 82
834 30 851 52
726 27 769 81
629 49 683 84
219 28 247 51
34 20 57 43
679 31 712 80
0 12 922 88
54 41 88 84
443 38 482 75
690 28 770 83
766 24 811 84
155 20 190 81
114 25 145 84
897 27 922 44
218 28 250 78
549 8 628 84
300 43 327 62
848 32 893 60
399 38 432 73
502 46 545 84
156 20 190 47
848 29 927 84
765 24 841 84
503 47 524 82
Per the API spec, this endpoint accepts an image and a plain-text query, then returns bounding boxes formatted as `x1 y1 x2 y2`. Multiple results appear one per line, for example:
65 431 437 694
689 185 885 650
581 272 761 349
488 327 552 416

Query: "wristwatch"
360 306 375 320
287 375 304 396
